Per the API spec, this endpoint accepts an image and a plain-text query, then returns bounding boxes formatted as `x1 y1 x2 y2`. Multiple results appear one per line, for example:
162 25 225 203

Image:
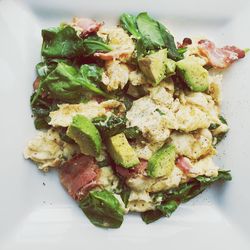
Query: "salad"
24 12 246 228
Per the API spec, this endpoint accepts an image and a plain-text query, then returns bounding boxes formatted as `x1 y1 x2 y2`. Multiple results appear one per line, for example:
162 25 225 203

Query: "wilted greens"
120 12 183 60
79 189 125 228
141 170 232 224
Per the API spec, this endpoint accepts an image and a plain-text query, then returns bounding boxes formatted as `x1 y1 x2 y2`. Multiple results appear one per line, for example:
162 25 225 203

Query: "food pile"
24 12 246 228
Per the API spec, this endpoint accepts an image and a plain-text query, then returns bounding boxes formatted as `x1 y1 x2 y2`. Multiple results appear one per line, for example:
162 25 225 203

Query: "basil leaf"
79 189 124 228
120 13 141 39
42 26 111 59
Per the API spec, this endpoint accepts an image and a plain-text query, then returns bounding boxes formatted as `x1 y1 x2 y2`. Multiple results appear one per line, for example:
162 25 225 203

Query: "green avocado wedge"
138 49 168 85
176 57 209 92
147 144 176 178
67 114 102 157
106 133 140 168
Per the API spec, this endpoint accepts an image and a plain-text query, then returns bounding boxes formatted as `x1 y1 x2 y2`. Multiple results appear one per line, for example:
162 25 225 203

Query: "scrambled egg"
171 129 214 159
24 129 78 172
126 96 177 142
126 167 183 194
104 60 130 91
49 99 126 127
127 191 155 212
97 26 135 61
98 167 119 192
49 101 105 127
129 70 147 86
187 156 219 178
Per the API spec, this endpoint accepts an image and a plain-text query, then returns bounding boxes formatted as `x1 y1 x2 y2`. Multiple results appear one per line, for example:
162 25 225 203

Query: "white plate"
1 0 250 249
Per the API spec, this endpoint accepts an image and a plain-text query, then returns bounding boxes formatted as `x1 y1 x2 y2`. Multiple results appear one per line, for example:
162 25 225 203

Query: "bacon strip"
177 37 192 48
115 160 148 178
59 154 100 200
198 39 245 69
176 156 191 174
71 17 102 37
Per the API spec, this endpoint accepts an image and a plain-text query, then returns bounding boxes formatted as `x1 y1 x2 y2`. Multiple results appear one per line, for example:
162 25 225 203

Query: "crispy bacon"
176 156 191 174
177 37 192 48
198 39 245 69
71 17 102 37
115 160 148 178
59 154 100 200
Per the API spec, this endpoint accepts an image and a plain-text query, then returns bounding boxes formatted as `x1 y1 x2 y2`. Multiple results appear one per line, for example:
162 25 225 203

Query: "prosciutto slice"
198 39 245 69
71 17 102 37
115 160 148 178
59 154 100 200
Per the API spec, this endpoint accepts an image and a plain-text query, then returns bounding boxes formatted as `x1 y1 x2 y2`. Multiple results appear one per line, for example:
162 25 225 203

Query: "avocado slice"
106 133 139 168
147 144 176 178
165 58 176 78
176 57 209 92
138 49 168 85
67 114 101 157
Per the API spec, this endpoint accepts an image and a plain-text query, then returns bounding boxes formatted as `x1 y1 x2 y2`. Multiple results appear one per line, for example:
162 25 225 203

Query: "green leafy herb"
34 117 50 130
141 170 232 224
120 12 183 61
120 13 141 39
158 22 183 61
123 126 142 139
155 108 166 116
141 209 163 224
41 62 109 102
92 115 127 137
219 115 228 125
209 123 220 130
79 189 124 228
156 200 179 217
212 115 228 145
82 35 112 56
136 12 165 48
42 26 111 59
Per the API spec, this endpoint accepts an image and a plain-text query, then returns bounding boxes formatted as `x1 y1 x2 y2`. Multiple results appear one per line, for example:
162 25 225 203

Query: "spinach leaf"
34 117 50 130
42 62 109 102
212 115 228 145
219 115 228 125
142 170 232 224
120 186 131 207
120 13 141 39
92 115 127 137
82 35 112 57
141 210 163 224
158 22 183 61
156 200 179 217
36 59 72 78
209 123 220 130
136 12 165 48
42 26 111 59
123 126 142 139
120 12 183 60
79 189 124 228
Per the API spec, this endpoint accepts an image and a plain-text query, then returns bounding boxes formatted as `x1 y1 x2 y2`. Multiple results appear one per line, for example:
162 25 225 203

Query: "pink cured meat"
198 39 245 69
59 154 100 200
